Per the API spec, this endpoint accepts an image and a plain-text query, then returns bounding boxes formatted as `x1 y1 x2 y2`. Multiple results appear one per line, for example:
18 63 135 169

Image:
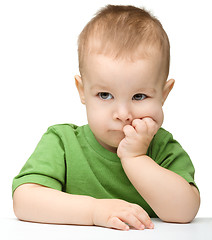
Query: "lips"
110 129 124 133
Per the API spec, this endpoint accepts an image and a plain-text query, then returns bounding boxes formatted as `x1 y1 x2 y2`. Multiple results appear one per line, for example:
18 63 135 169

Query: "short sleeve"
12 126 66 196
148 128 198 191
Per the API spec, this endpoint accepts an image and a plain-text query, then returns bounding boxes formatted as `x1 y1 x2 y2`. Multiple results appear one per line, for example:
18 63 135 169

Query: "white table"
1 217 212 240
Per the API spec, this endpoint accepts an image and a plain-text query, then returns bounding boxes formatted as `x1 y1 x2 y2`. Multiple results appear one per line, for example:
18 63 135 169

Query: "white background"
0 0 211 218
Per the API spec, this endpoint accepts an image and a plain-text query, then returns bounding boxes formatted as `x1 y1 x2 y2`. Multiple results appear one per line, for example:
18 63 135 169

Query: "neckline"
83 124 120 162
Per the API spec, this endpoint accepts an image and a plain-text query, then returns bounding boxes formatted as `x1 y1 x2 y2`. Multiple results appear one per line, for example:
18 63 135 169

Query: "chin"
97 131 124 152
109 137 123 149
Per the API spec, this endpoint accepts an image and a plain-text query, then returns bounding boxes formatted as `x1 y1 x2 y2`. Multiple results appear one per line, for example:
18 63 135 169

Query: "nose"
113 104 133 124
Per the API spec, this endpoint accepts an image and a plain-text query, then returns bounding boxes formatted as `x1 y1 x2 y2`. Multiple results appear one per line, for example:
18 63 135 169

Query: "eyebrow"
136 88 156 95
90 84 109 90
91 85 156 96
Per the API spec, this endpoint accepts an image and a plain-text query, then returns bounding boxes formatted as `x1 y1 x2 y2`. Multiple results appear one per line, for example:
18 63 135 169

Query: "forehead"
83 53 165 89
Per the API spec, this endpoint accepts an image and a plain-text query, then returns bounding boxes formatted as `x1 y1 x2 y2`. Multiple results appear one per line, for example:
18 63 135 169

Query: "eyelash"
98 92 113 100
132 93 147 101
98 92 147 101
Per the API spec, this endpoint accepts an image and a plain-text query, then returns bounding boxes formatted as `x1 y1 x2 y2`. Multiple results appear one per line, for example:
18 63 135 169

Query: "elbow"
13 190 22 220
13 183 37 221
13 186 26 221
160 201 200 224
160 214 196 224
159 203 200 224
160 186 201 224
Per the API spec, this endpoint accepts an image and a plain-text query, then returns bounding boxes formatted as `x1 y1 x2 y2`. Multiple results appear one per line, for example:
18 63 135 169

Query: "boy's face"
75 53 174 153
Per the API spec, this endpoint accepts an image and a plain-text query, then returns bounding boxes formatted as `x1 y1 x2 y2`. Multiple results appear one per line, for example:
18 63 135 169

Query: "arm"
121 155 200 223
13 183 154 230
13 183 95 225
117 118 200 223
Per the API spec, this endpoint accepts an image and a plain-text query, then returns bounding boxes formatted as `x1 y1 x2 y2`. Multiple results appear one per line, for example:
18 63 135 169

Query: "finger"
107 216 130 231
130 204 154 229
123 125 136 137
137 212 154 229
132 206 154 229
132 119 147 133
142 118 158 135
117 212 146 230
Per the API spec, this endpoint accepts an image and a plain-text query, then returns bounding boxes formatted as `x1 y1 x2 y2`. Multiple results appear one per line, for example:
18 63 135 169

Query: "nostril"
113 108 133 123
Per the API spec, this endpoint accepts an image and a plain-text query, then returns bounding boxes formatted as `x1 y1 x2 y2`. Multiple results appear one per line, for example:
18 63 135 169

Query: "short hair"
77 5 170 79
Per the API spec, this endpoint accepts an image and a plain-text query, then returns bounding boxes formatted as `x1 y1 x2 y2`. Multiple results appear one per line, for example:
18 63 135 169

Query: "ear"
75 75 85 104
162 78 175 105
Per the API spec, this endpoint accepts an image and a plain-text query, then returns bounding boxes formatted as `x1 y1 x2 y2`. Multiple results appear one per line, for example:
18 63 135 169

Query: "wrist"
91 197 98 226
120 154 148 163
117 147 147 160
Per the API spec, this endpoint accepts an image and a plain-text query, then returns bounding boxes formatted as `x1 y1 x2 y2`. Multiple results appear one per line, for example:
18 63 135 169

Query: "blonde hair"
78 5 170 79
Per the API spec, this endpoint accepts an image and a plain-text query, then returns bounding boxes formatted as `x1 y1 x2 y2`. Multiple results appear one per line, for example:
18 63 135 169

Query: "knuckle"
123 125 133 135
130 204 152 225
133 208 140 216
133 119 140 126
131 203 143 211
143 214 150 221
124 212 133 219
109 216 118 225
129 203 144 212
143 215 151 225
132 219 142 229
139 208 149 217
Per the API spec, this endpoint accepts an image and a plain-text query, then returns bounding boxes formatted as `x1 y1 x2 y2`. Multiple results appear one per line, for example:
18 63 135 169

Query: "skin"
75 53 171 154
76 53 168 230
75 53 200 226
13 52 200 231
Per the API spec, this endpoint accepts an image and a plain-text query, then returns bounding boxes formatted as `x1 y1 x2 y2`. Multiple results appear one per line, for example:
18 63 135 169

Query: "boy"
12 5 200 231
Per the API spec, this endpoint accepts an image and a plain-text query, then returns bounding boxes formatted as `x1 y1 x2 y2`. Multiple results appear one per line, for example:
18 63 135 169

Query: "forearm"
121 155 200 222
13 183 95 225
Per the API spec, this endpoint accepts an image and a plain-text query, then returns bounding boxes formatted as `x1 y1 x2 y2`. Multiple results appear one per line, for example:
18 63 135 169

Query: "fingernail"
125 225 130 231
140 224 145 230
149 222 154 229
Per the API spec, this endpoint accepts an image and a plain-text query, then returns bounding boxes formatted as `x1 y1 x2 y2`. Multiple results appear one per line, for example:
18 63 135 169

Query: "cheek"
153 107 164 127
86 103 108 128
135 102 164 127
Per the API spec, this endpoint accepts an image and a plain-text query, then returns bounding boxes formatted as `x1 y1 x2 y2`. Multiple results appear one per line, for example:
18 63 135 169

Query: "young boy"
12 5 200 231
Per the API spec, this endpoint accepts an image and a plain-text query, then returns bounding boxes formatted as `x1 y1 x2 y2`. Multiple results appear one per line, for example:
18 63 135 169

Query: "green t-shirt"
12 124 197 217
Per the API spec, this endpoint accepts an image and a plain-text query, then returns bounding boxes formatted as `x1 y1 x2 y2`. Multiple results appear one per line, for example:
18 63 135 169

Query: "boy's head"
78 4 170 79
75 5 175 153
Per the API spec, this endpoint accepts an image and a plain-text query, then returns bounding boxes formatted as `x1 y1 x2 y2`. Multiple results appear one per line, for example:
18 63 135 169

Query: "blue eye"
132 93 147 101
98 92 113 100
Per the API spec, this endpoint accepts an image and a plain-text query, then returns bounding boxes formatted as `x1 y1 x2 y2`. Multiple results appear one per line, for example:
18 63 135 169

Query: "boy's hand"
92 198 154 230
117 118 158 160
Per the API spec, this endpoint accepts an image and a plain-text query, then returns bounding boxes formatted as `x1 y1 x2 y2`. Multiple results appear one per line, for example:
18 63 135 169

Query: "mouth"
110 129 123 132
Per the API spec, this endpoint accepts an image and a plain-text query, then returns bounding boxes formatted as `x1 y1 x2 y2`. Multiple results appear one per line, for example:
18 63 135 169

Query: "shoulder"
46 123 83 136
152 127 174 146
149 129 197 189
149 127 174 150
41 123 86 146
148 127 184 162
